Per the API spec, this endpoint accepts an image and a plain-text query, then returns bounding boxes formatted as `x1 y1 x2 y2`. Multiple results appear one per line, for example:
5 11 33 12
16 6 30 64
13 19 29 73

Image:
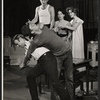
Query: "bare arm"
65 22 72 40
19 57 30 69
53 21 59 32
64 22 82 31
19 48 31 69
23 41 38 66
49 6 55 30
31 7 39 23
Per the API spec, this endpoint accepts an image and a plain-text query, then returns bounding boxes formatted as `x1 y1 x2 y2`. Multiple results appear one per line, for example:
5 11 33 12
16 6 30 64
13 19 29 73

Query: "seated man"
12 34 71 100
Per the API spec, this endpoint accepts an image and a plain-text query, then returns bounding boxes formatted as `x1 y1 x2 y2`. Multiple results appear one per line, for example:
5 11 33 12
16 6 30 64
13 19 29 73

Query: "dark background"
4 0 98 36
3 0 98 57
98 0 100 99
2 0 100 99
0 1 1 100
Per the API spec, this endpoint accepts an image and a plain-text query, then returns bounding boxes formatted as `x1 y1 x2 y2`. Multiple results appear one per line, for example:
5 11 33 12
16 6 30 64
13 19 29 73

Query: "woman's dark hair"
66 7 79 16
57 8 66 15
56 8 67 20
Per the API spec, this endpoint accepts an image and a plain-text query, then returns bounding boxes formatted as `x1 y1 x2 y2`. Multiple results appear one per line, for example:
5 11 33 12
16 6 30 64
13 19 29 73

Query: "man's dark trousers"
26 52 71 100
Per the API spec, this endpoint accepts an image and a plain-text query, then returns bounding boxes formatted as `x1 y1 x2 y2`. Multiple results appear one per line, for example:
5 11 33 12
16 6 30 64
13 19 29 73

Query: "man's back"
33 26 71 56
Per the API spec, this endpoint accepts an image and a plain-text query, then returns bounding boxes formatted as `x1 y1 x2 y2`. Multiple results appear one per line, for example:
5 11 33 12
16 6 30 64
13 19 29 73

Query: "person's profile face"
29 23 40 34
58 11 65 20
14 38 25 48
40 0 48 6
29 23 38 32
68 10 75 18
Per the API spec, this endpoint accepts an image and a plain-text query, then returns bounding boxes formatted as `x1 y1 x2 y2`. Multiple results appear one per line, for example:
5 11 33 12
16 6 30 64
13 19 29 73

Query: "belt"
42 51 51 57
42 52 47 56
38 51 51 61
57 34 67 37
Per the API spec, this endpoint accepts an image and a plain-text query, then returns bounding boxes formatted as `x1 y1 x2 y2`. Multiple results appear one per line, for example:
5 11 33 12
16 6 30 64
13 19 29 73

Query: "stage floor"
3 65 98 100
3 65 51 100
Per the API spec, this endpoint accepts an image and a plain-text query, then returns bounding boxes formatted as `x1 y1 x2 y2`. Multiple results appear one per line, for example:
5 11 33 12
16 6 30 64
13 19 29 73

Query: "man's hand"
19 62 26 69
26 19 32 25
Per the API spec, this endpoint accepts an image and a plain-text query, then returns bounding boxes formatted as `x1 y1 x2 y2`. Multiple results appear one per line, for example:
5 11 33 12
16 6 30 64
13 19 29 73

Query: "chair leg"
38 75 42 94
80 81 84 91
91 81 93 90
45 74 50 89
39 81 42 93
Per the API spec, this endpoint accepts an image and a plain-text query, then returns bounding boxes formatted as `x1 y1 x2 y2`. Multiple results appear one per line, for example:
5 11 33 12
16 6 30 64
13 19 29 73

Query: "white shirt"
25 41 50 60
38 5 51 24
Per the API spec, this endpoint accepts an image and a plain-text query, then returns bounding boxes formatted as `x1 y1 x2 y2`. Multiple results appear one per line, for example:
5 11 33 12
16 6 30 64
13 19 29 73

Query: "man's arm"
31 7 39 23
19 47 32 69
49 6 55 30
23 41 38 66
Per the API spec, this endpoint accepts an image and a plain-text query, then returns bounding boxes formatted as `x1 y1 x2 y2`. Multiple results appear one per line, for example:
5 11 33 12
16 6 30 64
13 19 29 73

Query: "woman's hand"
58 25 65 29
52 27 58 32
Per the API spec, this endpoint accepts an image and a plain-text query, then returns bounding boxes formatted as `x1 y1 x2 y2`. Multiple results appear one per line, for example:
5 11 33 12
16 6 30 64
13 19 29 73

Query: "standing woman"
53 9 73 100
62 7 85 59
53 9 72 42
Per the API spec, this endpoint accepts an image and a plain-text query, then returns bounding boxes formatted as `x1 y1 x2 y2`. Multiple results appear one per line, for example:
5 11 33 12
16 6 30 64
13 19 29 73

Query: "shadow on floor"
4 65 51 100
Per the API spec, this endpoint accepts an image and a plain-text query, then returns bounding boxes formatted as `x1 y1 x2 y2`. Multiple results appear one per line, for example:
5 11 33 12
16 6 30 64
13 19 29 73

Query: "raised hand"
26 19 31 25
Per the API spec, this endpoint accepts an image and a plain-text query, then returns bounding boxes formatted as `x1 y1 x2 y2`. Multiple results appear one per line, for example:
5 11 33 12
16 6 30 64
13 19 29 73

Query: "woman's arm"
60 21 82 31
65 22 82 31
31 7 39 23
52 21 59 32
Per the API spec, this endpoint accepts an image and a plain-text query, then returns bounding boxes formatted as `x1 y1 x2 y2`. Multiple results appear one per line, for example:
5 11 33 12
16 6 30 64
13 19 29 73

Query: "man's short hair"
13 34 25 42
22 24 31 36
12 34 25 46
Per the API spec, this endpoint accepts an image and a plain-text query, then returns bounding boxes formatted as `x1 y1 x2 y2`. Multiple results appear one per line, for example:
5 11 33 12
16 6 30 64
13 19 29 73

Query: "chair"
87 41 98 91
87 41 98 68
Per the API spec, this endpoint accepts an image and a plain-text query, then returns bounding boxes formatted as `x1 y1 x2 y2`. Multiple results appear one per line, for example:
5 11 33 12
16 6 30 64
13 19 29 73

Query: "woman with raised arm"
60 7 85 59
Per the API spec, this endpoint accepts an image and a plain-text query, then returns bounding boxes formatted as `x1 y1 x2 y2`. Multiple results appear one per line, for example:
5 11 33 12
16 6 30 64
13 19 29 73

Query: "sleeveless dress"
70 17 85 59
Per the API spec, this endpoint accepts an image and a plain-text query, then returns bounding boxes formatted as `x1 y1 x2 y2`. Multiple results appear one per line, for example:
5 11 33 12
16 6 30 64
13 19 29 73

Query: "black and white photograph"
2 0 100 100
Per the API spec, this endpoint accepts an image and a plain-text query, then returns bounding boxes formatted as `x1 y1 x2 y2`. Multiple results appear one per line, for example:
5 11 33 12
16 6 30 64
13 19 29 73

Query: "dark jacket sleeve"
23 41 38 65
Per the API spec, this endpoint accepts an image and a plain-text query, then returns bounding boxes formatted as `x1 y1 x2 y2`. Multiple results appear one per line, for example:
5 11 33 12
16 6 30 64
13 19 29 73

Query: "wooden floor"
3 65 98 100
3 66 51 100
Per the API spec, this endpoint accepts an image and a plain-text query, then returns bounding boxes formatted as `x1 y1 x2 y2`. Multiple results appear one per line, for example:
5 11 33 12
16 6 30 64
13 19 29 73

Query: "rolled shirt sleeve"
23 41 38 65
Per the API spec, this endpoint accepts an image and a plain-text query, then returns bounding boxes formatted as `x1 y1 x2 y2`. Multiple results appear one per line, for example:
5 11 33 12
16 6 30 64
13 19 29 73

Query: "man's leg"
50 55 64 100
64 50 73 100
55 50 73 100
26 64 44 100
39 52 71 100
